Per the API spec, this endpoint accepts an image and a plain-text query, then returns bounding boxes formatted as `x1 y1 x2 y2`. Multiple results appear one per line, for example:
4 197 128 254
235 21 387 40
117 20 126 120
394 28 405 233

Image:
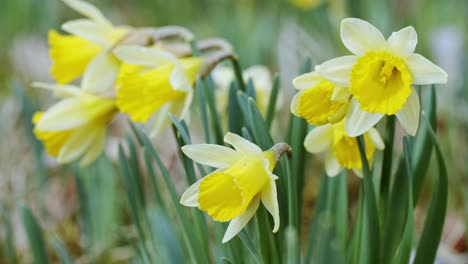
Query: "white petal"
292 71 323 90
340 18 386 55
303 125 333 153
260 180 280 233
170 64 192 92
32 82 81 98
181 144 241 168
243 65 272 91
222 196 260 243
62 19 114 47
331 86 351 102
368 128 385 150
387 26 418 57
62 0 111 26
79 129 105 167
82 52 120 93
211 66 234 90
345 99 384 137
396 89 420 136
224 132 262 155
36 98 89 131
406 54 448 85
113 46 177 67
316 56 357 86
353 169 363 178
180 177 204 207
149 104 172 137
325 151 342 177
58 126 100 163
290 90 303 116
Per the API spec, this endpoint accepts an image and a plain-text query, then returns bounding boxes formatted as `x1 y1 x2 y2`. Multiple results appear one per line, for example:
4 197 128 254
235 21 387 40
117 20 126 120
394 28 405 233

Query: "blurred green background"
0 0 466 262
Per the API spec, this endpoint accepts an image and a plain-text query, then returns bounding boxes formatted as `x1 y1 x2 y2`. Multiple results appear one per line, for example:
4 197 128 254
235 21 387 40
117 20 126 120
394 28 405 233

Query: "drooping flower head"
316 18 447 136
180 132 282 243
112 45 201 136
49 0 130 92
304 121 384 177
32 83 118 166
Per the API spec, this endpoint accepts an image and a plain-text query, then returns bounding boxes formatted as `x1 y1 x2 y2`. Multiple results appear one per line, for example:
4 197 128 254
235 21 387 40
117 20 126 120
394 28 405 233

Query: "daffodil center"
350 51 412 115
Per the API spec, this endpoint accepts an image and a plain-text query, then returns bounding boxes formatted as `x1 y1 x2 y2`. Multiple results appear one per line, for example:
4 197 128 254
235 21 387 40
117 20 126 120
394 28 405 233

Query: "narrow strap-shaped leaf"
357 136 380 264
412 86 437 202
200 77 224 144
228 82 244 135
392 137 414 264
20 205 50 264
52 236 74 264
238 230 261 264
1 204 17 264
413 116 448 264
196 77 212 143
265 74 280 130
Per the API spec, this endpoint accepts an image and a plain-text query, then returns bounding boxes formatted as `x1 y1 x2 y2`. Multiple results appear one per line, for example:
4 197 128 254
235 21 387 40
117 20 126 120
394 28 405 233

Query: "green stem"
380 116 395 225
230 58 246 92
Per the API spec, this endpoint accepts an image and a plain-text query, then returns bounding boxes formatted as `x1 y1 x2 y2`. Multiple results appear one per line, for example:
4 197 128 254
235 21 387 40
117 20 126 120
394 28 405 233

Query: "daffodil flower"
32 83 117 166
180 132 283 243
291 71 350 126
304 121 384 177
212 65 282 116
49 0 130 92
112 45 201 136
316 18 447 137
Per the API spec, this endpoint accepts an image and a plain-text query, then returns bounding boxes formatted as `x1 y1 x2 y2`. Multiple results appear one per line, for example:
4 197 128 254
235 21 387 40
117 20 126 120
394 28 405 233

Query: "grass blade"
20 205 50 264
265 74 280 129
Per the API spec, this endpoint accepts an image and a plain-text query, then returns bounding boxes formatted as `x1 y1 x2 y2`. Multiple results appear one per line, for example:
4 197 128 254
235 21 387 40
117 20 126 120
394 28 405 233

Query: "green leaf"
238 230 261 264
413 116 448 264
228 82 244 134
392 137 414 264
199 77 224 144
52 236 74 264
412 86 437 202
357 136 380 264
196 77 212 143
20 205 50 264
265 74 280 130
1 204 17 264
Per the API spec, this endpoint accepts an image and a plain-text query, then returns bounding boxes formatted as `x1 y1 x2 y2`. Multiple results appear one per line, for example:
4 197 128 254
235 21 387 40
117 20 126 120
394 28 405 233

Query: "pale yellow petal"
224 132 262 155
368 128 385 150
62 0 111 26
304 125 333 153
405 54 448 85
222 196 260 243
396 88 420 136
82 52 120 93
180 177 204 207
62 19 115 47
344 99 383 137
325 151 342 177
292 71 323 90
387 26 418 57
32 82 81 98
79 129 105 167
340 18 386 55
260 180 280 233
181 144 241 168
57 127 99 163
113 45 178 67
316 56 357 86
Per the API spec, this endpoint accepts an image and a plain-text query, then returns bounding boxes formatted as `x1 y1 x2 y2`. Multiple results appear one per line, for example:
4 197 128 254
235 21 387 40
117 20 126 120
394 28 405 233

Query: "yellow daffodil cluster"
33 0 202 166
292 18 447 176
